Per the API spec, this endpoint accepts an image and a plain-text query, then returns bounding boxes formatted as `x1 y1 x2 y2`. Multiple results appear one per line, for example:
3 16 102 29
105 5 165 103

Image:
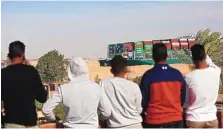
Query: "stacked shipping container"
188 39 195 48
107 38 195 60
180 38 189 49
171 39 181 51
152 40 162 44
108 44 116 59
123 42 134 59
134 41 144 59
115 43 123 55
144 41 153 59
161 39 172 58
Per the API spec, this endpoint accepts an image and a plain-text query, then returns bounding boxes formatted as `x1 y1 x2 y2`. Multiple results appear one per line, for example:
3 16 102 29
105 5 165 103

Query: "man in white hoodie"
100 55 143 128
185 44 221 128
42 57 111 128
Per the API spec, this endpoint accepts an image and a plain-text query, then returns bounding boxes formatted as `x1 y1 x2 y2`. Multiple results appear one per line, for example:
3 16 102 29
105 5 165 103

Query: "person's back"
100 78 142 128
60 80 105 128
1 41 47 127
100 56 142 128
185 67 219 118
42 57 111 128
140 43 186 128
185 44 220 128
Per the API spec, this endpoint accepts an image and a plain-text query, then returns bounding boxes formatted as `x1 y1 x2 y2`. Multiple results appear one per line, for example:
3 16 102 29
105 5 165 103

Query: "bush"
128 76 142 85
53 103 65 120
35 100 43 111
36 50 68 83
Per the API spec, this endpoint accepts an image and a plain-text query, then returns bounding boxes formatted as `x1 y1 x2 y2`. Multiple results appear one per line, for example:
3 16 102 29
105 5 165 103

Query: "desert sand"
86 60 191 81
29 59 192 81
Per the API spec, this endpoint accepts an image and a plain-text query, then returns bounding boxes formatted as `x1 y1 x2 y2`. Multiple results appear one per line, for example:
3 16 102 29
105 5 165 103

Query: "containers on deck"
144 41 153 59
115 43 123 55
171 39 181 51
167 49 172 59
108 44 116 59
188 39 195 49
107 37 195 60
180 38 189 49
123 42 134 59
161 39 172 58
152 40 162 44
161 39 171 49
134 41 144 59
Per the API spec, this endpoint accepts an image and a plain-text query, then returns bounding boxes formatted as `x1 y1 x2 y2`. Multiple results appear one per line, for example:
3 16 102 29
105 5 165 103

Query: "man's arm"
179 73 186 107
42 87 62 122
98 84 112 121
33 68 48 103
183 84 190 109
206 55 221 73
140 72 150 113
135 85 143 114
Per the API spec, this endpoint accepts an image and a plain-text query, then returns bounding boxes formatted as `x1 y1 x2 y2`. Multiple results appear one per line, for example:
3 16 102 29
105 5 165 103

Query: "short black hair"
152 43 167 62
110 55 127 75
8 41 25 59
191 44 206 62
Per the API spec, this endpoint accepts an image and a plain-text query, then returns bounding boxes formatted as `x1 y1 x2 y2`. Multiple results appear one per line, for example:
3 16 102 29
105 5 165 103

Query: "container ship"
99 36 195 66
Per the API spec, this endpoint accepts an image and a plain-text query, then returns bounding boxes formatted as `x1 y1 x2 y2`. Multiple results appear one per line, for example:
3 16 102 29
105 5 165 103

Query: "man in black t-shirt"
1 41 47 128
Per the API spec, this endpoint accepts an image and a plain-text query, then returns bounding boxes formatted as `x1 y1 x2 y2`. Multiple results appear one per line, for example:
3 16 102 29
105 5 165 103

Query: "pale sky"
1 1 223 59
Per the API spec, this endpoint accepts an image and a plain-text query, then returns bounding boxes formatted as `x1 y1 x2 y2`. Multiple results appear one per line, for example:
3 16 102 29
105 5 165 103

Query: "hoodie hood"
67 57 89 82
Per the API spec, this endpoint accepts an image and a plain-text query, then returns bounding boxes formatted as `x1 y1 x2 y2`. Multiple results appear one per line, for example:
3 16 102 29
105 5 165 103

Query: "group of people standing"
1 41 221 128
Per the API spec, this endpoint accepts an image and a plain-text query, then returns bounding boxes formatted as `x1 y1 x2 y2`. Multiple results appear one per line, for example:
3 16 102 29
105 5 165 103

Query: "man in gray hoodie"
42 57 111 128
100 55 143 128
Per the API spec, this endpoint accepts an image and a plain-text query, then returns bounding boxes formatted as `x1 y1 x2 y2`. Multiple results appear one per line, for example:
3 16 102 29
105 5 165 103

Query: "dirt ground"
86 59 192 81
29 59 191 81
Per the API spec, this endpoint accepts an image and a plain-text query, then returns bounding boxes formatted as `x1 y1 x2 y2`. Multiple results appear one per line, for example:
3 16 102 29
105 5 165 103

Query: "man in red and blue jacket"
140 43 186 128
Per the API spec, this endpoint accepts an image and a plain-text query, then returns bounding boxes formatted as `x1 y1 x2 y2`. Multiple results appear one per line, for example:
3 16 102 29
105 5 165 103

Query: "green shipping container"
135 50 144 54
145 51 152 54
135 48 144 53
135 48 143 50
136 52 144 54
135 49 143 52
144 45 152 49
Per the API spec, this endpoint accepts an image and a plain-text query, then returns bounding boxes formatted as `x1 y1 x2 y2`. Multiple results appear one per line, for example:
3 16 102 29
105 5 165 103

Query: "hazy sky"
2 1 223 59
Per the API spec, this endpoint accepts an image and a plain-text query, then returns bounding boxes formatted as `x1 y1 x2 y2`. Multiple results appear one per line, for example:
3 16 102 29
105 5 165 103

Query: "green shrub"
35 101 65 120
128 76 142 85
53 103 65 120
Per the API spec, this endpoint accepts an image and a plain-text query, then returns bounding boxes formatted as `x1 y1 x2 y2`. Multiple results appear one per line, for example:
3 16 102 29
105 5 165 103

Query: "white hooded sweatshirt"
42 57 111 128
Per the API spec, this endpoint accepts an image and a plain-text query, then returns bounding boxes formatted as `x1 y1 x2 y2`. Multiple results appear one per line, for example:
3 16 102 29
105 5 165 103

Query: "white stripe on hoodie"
42 57 111 128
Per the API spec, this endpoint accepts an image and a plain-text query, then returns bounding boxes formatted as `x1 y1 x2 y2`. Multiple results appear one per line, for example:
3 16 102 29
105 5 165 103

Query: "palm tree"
176 28 223 65
196 29 223 65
